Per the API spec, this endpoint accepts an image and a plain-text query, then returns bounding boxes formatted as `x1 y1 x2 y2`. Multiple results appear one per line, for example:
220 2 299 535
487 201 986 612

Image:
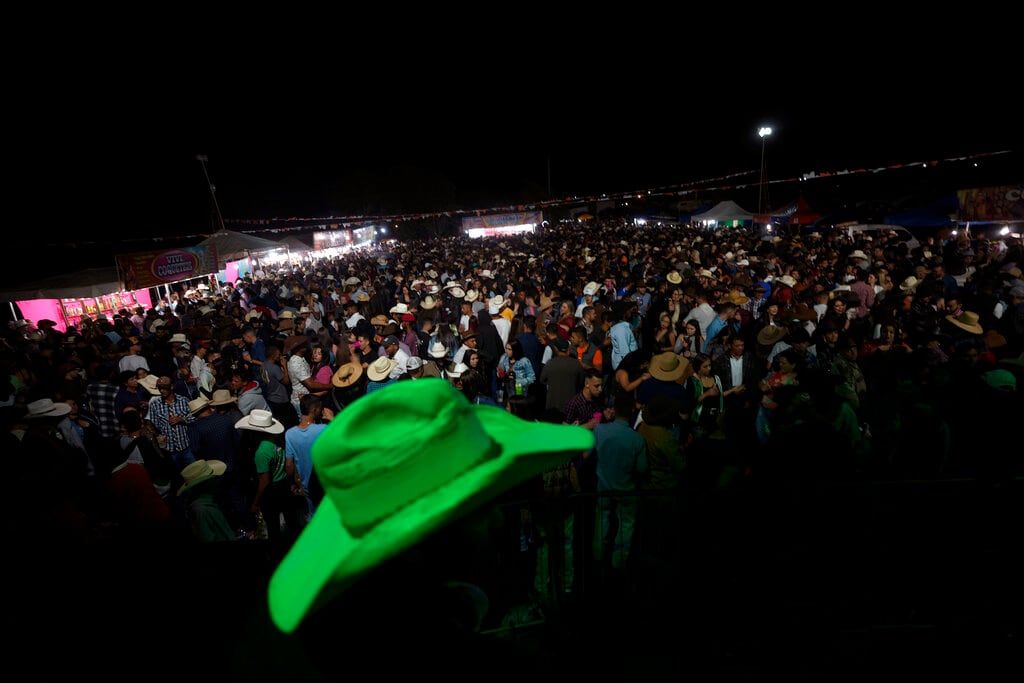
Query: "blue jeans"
168 447 196 471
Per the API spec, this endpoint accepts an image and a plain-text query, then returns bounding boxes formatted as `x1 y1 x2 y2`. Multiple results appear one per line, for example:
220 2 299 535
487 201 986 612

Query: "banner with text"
115 246 219 290
957 185 1024 222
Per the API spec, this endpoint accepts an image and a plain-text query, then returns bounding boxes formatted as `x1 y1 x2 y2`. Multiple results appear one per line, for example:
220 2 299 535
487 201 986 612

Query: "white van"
843 224 920 252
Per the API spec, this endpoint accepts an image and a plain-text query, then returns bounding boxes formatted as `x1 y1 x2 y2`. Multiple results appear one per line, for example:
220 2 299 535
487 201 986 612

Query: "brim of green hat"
267 404 593 634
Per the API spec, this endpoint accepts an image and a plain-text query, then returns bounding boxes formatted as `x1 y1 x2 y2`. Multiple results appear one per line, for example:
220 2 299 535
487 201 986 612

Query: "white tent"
690 200 754 224
195 229 286 268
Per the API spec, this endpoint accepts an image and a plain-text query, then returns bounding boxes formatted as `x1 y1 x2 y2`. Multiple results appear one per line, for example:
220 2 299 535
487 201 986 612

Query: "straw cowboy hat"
899 276 920 294
370 314 389 327
447 287 466 299
583 281 600 296
419 295 438 310
666 271 683 285
464 289 479 303
332 361 363 388
138 374 161 396
848 250 870 261
235 409 285 434
389 303 410 316
178 459 227 495
757 325 788 347
367 357 398 381
721 289 750 306
777 275 798 288
25 398 72 419
946 310 983 335
208 389 237 407
169 333 189 344
648 352 691 383
188 396 211 415
538 294 554 311
267 379 593 633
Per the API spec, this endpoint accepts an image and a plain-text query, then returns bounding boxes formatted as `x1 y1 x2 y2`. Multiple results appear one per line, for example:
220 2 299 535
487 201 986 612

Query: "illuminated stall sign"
115 246 219 290
461 211 543 238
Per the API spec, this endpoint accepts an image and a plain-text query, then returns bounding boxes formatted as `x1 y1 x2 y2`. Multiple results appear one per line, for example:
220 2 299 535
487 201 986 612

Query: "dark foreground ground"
8 477 1020 682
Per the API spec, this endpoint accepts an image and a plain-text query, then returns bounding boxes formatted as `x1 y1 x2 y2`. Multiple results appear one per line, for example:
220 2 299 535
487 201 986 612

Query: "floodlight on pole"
757 126 772 215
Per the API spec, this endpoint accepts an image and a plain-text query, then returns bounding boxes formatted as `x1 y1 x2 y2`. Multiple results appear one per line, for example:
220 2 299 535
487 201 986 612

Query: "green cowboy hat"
267 378 594 634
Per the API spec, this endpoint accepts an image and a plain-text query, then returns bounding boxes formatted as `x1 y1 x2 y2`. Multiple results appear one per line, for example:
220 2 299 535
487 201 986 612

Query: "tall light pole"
197 154 226 232
757 126 772 215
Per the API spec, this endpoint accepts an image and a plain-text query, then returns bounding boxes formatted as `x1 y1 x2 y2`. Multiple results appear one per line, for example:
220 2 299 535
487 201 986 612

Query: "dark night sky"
5 56 1019 286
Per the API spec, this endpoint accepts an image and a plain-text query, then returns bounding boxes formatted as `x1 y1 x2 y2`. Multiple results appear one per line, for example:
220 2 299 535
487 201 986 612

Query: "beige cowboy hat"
208 389 237 407
178 459 227 495
332 361 364 388
946 310 983 335
648 352 691 383
188 396 211 414
138 374 161 395
367 356 398 382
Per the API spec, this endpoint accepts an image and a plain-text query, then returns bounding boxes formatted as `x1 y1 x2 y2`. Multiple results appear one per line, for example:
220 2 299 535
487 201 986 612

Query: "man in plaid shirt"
85 363 121 440
147 375 197 470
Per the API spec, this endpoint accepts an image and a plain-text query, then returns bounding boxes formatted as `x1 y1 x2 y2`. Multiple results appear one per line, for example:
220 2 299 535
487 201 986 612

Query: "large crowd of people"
4 220 1023 532
4 217 1022 677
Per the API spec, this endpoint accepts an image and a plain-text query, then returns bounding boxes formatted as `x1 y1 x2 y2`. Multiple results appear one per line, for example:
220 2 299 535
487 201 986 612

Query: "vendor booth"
1 266 154 334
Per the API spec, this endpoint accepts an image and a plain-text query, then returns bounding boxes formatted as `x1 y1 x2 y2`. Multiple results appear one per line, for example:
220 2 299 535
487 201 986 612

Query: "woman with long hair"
556 300 576 340
497 338 536 396
308 342 333 396
673 319 703 361
653 312 677 353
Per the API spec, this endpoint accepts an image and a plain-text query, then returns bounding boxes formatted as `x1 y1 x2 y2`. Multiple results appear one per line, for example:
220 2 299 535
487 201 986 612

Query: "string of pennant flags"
223 149 1013 231
70 150 1012 247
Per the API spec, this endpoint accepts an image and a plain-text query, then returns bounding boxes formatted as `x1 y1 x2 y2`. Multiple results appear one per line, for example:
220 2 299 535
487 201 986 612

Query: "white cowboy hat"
235 409 285 434
428 341 448 359
25 398 72 419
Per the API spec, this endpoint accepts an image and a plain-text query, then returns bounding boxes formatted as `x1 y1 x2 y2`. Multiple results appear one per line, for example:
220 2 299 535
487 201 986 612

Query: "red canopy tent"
755 194 823 225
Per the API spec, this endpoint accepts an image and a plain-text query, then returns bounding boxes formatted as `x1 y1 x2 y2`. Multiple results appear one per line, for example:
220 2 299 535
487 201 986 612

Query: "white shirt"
119 354 150 374
684 303 716 340
345 312 366 329
390 349 410 379
729 355 744 389
493 316 511 348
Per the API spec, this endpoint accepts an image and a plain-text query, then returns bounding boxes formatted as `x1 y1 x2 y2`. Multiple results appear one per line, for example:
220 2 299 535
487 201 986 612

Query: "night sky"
5 64 1018 287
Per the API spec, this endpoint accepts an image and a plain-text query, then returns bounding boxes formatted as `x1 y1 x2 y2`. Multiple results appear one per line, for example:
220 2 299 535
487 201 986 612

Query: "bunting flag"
46 149 1015 247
